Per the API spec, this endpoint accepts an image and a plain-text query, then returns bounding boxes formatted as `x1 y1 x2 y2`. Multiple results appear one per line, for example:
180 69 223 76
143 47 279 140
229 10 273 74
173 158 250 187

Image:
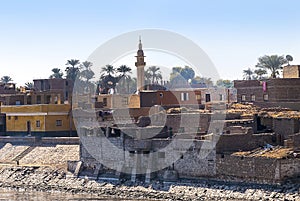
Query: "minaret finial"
138 36 142 50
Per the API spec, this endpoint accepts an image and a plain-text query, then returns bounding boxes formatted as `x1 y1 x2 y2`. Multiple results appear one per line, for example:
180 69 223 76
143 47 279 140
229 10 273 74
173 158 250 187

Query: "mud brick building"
234 79 300 110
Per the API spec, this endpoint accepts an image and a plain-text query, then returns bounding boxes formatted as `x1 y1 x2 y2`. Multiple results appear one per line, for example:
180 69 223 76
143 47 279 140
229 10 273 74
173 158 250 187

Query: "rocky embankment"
0 166 298 201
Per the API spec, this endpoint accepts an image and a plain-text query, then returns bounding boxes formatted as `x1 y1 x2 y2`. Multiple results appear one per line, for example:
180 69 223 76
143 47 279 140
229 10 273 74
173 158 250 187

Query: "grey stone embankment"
0 166 298 201
0 140 298 200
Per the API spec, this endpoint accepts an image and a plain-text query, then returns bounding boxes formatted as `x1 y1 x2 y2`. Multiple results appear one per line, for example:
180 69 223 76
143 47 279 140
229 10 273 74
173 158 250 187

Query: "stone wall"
217 154 300 184
273 118 300 145
79 127 216 178
174 141 216 177
166 113 211 134
216 133 274 153
0 136 79 144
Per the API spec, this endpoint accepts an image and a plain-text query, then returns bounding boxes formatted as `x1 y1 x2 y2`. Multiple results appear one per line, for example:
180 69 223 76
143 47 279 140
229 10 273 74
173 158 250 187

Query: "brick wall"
234 79 300 110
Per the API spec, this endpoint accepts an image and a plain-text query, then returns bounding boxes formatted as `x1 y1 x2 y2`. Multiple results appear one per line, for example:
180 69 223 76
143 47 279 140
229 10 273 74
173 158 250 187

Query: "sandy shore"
0 166 298 201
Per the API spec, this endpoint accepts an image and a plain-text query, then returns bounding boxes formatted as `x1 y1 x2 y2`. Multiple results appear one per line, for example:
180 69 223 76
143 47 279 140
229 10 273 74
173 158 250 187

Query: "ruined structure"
70 102 300 184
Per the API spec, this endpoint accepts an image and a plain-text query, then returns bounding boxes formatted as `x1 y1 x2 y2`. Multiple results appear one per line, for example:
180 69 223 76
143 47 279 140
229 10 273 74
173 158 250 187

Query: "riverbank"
0 141 298 200
0 166 298 201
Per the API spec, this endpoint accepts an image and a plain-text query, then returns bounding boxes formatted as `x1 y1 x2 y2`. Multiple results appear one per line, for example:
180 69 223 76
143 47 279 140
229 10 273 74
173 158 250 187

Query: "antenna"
286 55 293 66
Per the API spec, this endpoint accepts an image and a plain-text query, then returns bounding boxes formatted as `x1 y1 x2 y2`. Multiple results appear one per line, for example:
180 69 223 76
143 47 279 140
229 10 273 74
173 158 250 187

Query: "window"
196 94 201 100
181 92 189 101
241 95 246 101
27 96 32 105
14 116 18 120
263 94 269 101
129 151 135 157
219 94 223 101
8 116 11 120
15 101 21 105
122 97 128 105
56 120 62 126
46 95 51 104
205 94 211 102
36 95 41 104
251 94 255 102
36 120 41 128
103 98 107 106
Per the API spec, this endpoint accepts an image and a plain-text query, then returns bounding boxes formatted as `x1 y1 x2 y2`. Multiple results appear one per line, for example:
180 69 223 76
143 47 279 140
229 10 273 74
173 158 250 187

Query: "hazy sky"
1 0 300 85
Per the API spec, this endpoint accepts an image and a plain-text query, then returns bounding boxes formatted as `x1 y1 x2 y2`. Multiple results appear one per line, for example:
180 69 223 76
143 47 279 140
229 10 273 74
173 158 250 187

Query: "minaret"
135 36 146 92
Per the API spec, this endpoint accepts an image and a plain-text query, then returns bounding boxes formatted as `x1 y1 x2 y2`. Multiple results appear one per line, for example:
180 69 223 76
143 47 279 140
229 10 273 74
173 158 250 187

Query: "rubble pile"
227 103 258 119
233 146 300 159
259 108 300 119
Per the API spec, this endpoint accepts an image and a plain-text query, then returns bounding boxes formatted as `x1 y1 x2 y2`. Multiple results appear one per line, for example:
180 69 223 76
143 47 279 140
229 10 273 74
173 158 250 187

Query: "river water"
0 188 135 201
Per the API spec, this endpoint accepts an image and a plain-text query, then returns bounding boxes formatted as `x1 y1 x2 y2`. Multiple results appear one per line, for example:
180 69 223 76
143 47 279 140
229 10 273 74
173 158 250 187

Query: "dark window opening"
205 94 211 102
36 95 41 104
56 120 62 126
36 120 40 128
103 98 107 106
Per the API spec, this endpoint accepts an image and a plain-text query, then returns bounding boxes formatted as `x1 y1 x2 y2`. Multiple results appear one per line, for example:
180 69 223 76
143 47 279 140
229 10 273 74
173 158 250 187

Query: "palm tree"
25 82 34 89
101 64 116 76
1 76 13 83
49 68 63 79
255 55 288 78
117 65 132 93
80 61 95 82
243 68 254 80
147 66 162 84
254 69 267 80
144 70 152 85
65 59 80 81
117 65 132 76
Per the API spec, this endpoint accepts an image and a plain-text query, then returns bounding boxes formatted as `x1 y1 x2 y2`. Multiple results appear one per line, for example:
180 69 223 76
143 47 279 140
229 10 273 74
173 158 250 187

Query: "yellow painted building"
97 94 140 109
0 104 76 136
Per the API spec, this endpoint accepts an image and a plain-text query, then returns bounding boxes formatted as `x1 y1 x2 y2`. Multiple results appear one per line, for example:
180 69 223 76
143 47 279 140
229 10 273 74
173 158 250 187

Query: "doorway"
26 121 31 136
205 94 211 102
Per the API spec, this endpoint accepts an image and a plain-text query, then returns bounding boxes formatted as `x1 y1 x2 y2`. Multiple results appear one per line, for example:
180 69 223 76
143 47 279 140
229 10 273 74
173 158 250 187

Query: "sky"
1 0 300 85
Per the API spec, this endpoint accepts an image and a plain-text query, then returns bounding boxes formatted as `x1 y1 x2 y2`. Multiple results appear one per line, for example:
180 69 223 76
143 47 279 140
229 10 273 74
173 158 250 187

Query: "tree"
170 66 195 86
49 68 63 79
243 68 254 80
254 69 267 80
1 76 13 83
191 76 214 87
144 70 152 85
99 65 122 94
146 66 162 84
117 65 132 93
216 79 233 88
65 59 80 81
255 55 288 78
180 66 195 82
80 61 95 82
101 64 116 76
24 82 34 89
117 65 132 76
